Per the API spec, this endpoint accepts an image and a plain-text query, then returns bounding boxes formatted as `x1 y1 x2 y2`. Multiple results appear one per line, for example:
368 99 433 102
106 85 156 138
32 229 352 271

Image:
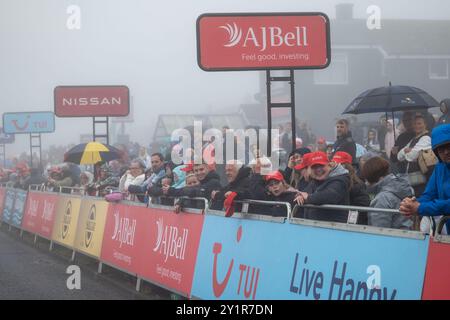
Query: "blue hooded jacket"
417 124 450 231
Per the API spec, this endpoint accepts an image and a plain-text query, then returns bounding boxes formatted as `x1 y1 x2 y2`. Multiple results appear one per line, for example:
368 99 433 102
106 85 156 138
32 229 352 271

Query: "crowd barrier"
0 186 449 300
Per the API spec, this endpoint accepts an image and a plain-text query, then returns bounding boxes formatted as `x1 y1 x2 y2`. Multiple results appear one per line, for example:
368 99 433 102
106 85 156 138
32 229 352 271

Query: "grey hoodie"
368 173 414 229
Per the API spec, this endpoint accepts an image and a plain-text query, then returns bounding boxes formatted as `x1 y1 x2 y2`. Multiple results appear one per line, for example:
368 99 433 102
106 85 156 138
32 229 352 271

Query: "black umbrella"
343 84 440 115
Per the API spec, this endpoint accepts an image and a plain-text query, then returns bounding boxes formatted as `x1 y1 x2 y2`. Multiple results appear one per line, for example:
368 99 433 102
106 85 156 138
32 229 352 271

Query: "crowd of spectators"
0 103 448 234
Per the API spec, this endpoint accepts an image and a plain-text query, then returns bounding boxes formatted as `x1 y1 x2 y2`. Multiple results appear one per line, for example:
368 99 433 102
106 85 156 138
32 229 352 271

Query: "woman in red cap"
293 152 313 192
294 151 351 223
283 147 311 188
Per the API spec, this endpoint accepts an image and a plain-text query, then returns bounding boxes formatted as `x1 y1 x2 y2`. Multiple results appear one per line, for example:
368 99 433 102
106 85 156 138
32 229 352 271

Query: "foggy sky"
0 0 449 157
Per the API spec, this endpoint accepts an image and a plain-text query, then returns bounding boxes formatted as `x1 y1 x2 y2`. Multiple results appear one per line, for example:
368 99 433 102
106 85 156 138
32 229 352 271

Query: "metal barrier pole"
136 277 142 292
437 216 450 236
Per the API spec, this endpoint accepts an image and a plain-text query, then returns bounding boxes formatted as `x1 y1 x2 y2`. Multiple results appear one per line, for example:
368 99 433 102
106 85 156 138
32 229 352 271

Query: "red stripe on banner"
422 237 450 299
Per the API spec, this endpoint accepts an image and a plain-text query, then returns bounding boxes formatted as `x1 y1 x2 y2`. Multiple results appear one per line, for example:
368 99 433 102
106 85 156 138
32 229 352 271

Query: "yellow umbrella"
64 141 122 165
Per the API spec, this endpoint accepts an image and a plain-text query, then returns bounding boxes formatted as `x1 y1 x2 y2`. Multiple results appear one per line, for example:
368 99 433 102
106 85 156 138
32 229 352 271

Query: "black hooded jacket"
181 170 222 200
210 166 251 211
333 132 356 163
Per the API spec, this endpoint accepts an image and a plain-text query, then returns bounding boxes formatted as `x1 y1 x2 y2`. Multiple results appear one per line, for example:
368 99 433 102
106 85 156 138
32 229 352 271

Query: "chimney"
336 3 354 20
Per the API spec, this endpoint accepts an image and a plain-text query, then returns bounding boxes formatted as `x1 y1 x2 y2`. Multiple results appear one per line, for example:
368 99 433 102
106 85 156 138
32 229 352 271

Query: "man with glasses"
400 124 450 232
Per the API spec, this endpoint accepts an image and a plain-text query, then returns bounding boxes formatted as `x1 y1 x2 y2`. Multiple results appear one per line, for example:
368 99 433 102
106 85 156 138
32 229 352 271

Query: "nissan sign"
197 13 331 71
54 86 130 117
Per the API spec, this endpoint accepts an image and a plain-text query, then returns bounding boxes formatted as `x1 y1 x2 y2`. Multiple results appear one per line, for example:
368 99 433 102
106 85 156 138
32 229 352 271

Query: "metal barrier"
177 196 209 211
291 203 401 224
233 199 291 219
147 196 209 214
29 184 46 191
28 184 86 194
58 186 86 195
289 203 427 239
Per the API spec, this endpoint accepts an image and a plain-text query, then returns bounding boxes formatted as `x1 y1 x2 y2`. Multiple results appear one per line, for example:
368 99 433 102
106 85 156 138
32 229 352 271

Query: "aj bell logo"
219 22 309 52
111 209 136 248
153 218 188 263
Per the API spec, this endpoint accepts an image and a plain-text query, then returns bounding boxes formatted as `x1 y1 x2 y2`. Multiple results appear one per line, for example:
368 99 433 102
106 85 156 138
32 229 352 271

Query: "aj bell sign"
196 13 331 71
54 86 130 117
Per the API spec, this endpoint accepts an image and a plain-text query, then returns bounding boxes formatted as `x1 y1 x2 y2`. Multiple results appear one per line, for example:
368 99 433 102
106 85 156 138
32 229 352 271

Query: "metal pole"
136 277 142 292
92 117 96 142
391 110 397 141
38 133 42 169
266 70 272 156
0 144 6 167
29 133 33 167
290 69 296 151
106 117 109 145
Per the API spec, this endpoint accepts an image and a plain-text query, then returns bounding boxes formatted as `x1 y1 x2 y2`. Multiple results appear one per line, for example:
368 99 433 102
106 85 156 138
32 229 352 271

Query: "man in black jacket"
210 160 251 211
390 111 415 173
332 119 356 164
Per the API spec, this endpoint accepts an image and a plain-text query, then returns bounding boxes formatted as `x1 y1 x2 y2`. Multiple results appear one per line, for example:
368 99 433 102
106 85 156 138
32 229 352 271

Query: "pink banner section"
22 191 59 239
100 203 151 275
138 208 204 297
100 203 205 297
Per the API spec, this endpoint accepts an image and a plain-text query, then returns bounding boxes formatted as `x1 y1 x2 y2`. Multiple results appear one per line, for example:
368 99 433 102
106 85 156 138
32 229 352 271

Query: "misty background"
1 0 449 158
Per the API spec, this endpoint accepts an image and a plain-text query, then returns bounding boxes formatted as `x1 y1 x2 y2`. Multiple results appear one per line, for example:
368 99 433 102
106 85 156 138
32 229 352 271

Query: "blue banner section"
191 215 429 300
2 189 16 223
10 190 27 227
3 112 55 134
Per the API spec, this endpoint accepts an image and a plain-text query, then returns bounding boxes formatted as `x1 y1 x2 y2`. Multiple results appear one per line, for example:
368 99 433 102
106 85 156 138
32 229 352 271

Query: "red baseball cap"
332 151 353 165
309 151 329 166
294 153 313 171
181 162 194 172
264 171 284 182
